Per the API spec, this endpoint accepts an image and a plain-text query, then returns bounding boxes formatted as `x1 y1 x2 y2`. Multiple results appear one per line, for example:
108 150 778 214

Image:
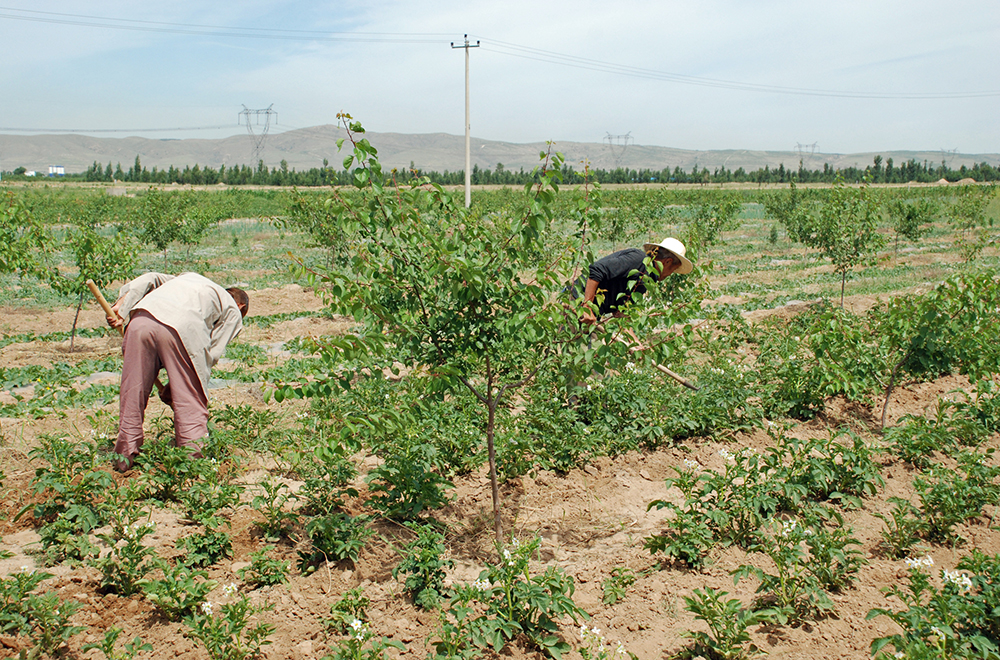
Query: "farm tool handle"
611 334 700 391
86 279 167 399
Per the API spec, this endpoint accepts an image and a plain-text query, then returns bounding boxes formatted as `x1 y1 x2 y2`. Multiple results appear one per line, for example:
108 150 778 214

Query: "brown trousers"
115 310 208 468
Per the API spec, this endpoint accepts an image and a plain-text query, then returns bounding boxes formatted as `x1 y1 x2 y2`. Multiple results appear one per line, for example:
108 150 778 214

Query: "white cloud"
0 0 997 152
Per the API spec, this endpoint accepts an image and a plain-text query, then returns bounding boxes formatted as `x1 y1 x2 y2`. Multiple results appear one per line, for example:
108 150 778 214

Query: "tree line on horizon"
5 152 999 187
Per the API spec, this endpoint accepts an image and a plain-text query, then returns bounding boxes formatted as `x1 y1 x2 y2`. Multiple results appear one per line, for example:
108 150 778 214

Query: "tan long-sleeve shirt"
116 272 243 394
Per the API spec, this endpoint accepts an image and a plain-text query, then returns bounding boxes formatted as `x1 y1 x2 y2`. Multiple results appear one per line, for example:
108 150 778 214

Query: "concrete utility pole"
452 35 479 208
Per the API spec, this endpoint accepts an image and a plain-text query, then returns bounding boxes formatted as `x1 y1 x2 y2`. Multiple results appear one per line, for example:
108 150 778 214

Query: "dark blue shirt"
572 248 649 316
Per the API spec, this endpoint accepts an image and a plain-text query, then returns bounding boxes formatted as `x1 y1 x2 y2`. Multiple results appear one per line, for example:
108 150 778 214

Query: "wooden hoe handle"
86 279 120 332
610 334 700 391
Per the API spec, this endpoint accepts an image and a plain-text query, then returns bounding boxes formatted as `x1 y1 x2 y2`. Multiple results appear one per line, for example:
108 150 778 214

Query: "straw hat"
643 237 693 275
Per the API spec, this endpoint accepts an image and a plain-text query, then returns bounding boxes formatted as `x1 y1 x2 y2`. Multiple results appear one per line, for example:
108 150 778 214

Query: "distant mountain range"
2 125 998 175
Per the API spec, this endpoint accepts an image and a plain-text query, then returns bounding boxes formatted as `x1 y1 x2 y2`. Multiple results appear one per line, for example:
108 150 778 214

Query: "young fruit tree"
886 196 935 254
278 116 678 542
0 191 53 279
50 214 138 350
803 177 886 307
684 192 742 257
948 184 997 262
126 188 188 268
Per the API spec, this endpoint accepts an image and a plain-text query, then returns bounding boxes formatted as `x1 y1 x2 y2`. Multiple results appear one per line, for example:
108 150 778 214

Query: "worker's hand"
624 329 646 353
579 309 597 326
107 299 124 330
158 384 173 408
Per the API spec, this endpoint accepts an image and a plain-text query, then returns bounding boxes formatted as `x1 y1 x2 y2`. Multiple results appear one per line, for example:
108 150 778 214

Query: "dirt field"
1 279 997 660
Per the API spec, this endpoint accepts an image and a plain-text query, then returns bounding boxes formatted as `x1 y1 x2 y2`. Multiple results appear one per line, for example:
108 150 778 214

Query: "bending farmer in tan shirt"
107 272 249 471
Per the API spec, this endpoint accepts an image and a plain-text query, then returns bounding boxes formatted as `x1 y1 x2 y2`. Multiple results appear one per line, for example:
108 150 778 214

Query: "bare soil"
1 285 997 660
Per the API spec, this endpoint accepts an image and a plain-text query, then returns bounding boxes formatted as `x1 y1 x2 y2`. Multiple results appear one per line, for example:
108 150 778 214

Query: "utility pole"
452 34 479 208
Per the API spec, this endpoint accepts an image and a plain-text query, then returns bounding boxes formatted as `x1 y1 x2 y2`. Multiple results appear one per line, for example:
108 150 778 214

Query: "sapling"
886 197 935 253
48 217 137 350
948 184 997 262
801 176 885 307
0 190 53 280
278 115 680 544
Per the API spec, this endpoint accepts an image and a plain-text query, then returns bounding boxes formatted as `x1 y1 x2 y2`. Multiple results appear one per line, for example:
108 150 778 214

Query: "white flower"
350 619 368 641
473 578 490 592
904 556 935 569
930 625 946 640
683 459 700 469
223 583 238 598
718 448 735 461
201 601 213 616
943 570 973 590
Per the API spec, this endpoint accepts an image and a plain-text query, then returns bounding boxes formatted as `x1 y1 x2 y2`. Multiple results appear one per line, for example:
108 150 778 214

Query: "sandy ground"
1 284 997 660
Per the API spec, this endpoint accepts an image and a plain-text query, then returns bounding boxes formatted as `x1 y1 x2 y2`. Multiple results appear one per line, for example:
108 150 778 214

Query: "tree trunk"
881 353 910 430
487 396 502 545
840 273 847 309
70 292 83 352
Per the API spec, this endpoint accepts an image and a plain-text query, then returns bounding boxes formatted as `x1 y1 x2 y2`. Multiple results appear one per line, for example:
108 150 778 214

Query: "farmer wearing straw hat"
576 237 693 326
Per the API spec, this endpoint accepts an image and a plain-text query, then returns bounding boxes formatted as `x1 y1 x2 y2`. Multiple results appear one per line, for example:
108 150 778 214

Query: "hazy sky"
1 1 998 154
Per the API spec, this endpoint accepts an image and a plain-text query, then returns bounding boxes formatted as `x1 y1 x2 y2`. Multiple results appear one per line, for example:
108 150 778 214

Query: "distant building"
26 171 37 177
47 165 65 177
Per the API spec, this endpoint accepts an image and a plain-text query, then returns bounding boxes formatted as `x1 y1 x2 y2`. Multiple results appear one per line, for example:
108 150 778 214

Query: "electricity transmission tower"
940 148 958 168
239 104 277 165
604 132 633 169
795 142 819 158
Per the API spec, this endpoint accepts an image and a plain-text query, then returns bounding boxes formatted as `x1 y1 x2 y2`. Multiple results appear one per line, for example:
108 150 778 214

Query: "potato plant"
1 177 999 659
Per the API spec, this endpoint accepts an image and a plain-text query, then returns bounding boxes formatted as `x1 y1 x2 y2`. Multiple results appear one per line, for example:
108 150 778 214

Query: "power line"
0 7 996 101
475 37 1000 100
0 6 450 43
0 125 236 134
